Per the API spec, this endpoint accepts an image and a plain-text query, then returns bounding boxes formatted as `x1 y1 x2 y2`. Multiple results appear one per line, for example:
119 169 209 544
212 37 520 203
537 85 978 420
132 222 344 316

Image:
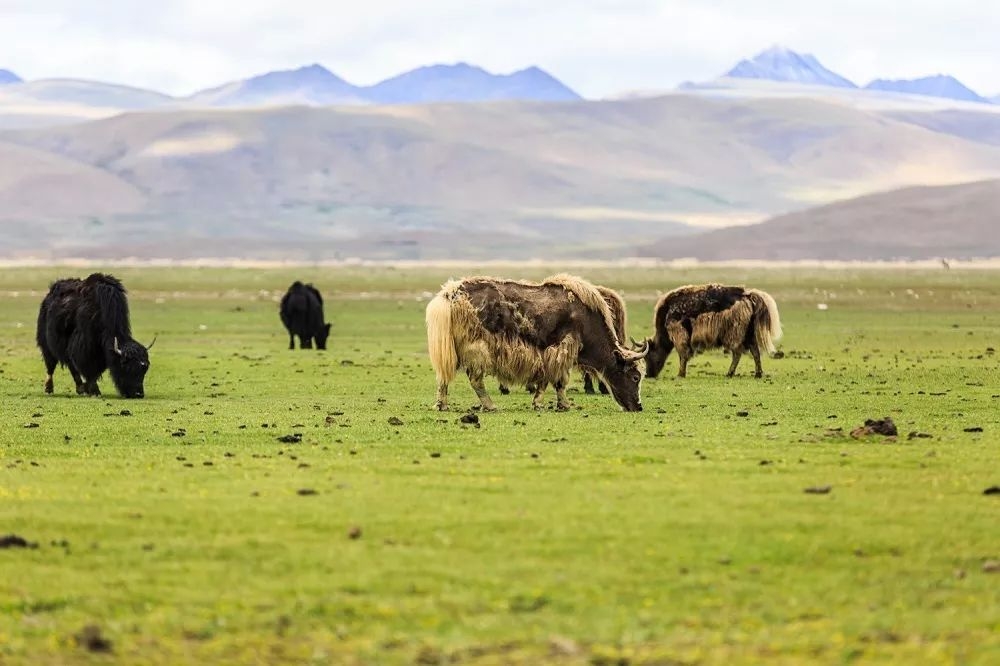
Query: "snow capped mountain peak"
725 45 857 88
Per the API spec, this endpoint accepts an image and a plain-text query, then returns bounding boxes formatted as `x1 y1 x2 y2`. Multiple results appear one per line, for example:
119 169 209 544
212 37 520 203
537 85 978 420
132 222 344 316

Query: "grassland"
1 265 998 665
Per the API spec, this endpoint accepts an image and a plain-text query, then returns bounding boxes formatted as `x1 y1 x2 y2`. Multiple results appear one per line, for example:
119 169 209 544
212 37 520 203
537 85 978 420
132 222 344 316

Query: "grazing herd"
33 272 783 410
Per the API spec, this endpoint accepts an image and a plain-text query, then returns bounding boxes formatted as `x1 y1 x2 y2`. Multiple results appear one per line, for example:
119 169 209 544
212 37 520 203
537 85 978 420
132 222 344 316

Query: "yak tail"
425 294 458 386
747 289 782 355
89 273 132 338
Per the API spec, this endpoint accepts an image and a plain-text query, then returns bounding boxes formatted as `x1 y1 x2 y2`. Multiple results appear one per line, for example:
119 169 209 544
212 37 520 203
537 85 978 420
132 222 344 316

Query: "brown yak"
426 274 648 412
499 283 628 396
641 284 782 379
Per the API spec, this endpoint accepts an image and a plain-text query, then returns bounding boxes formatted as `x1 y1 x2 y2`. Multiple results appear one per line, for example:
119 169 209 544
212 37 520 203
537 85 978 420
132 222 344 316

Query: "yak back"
596 285 627 342
281 282 325 330
654 284 746 333
455 275 618 350
85 273 131 338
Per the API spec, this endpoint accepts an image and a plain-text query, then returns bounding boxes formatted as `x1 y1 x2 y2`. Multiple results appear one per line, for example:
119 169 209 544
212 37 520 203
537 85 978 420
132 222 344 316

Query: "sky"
2 0 999 98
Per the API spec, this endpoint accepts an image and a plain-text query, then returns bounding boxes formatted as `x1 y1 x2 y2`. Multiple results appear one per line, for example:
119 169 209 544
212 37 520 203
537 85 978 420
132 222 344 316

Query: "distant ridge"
865 75 989 104
365 63 581 103
725 45 856 88
185 63 366 107
0 69 21 85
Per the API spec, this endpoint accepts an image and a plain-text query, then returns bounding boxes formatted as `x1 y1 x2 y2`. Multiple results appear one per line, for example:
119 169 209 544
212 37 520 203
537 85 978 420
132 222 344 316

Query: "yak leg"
498 383 511 395
749 345 763 378
288 333 296 350
41 348 58 394
68 366 87 395
467 370 497 412
555 377 571 412
675 341 692 378
302 336 313 349
82 377 101 396
435 380 450 411
668 324 692 378
726 349 743 377
583 371 596 394
598 379 610 394
531 382 549 410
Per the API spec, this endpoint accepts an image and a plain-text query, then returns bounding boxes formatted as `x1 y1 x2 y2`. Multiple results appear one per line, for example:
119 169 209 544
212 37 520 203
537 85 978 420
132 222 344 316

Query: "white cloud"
0 0 998 97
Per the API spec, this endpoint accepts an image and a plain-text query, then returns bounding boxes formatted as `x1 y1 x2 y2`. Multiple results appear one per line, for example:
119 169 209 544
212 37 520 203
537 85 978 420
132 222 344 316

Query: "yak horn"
113 337 123 356
629 335 644 349
147 335 158 350
619 340 649 361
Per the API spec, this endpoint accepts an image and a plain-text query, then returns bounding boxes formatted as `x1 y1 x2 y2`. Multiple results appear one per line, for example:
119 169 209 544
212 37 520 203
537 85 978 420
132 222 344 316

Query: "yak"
640 283 782 379
280 282 331 350
36 273 152 398
499 283 628 396
426 274 648 412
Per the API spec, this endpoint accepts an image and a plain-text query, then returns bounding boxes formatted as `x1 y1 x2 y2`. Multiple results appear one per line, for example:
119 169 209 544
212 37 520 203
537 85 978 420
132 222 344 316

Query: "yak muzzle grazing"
425 274 648 413
36 273 152 398
641 284 783 379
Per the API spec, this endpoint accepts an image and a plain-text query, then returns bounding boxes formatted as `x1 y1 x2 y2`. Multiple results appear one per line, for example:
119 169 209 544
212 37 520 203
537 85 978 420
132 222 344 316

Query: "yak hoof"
435 403 449 412
584 386 596 395
754 372 763 379
44 380 54 394
556 403 571 412
498 385 511 395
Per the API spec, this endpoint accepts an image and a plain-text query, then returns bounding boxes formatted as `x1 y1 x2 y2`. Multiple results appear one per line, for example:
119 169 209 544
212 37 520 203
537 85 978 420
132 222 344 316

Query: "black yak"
641 284 782 379
280 282 331 350
426 274 648 412
36 273 151 398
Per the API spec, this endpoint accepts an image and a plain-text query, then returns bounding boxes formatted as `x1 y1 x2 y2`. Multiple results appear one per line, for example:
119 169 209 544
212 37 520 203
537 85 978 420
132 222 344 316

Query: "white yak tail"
425 293 458 386
747 289 783 355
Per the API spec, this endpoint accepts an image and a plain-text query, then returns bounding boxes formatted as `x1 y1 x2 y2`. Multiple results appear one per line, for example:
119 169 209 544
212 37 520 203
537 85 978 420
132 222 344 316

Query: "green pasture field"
1 265 998 665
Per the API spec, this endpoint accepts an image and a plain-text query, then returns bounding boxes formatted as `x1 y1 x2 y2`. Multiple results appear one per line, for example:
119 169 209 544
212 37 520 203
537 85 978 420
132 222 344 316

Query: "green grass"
1 265 999 665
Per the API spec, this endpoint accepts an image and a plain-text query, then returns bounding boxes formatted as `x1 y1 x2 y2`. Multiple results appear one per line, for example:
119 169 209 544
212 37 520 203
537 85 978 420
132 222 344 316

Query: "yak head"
636 336 670 379
600 342 649 412
315 322 332 350
108 336 152 398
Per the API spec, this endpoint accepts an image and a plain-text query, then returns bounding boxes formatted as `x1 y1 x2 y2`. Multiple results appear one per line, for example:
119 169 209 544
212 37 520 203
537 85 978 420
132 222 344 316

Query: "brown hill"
639 179 1000 261
4 96 1000 259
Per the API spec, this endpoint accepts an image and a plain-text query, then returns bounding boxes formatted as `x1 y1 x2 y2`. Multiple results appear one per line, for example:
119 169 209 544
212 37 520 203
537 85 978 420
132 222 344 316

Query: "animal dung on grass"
804 485 832 495
850 417 898 438
387 416 404 426
983 486 1000 496
0 534 38 549
277 433 302 443
73 625 112 653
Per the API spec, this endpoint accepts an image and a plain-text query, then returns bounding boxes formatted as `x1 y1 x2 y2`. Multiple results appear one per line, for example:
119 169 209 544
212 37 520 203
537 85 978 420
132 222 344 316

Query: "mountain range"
714 45 996 105
2 47 1000 260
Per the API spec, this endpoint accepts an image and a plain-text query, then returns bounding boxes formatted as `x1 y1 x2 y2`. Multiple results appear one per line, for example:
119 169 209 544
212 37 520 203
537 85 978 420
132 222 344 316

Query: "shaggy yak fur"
280 282 331 350
499 284 628 396
642 284 783 379
36 273 151 398
426 274 648 412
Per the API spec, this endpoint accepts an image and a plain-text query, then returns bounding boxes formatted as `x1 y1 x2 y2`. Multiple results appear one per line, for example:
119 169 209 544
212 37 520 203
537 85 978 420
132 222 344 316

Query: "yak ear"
113 337 123 356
